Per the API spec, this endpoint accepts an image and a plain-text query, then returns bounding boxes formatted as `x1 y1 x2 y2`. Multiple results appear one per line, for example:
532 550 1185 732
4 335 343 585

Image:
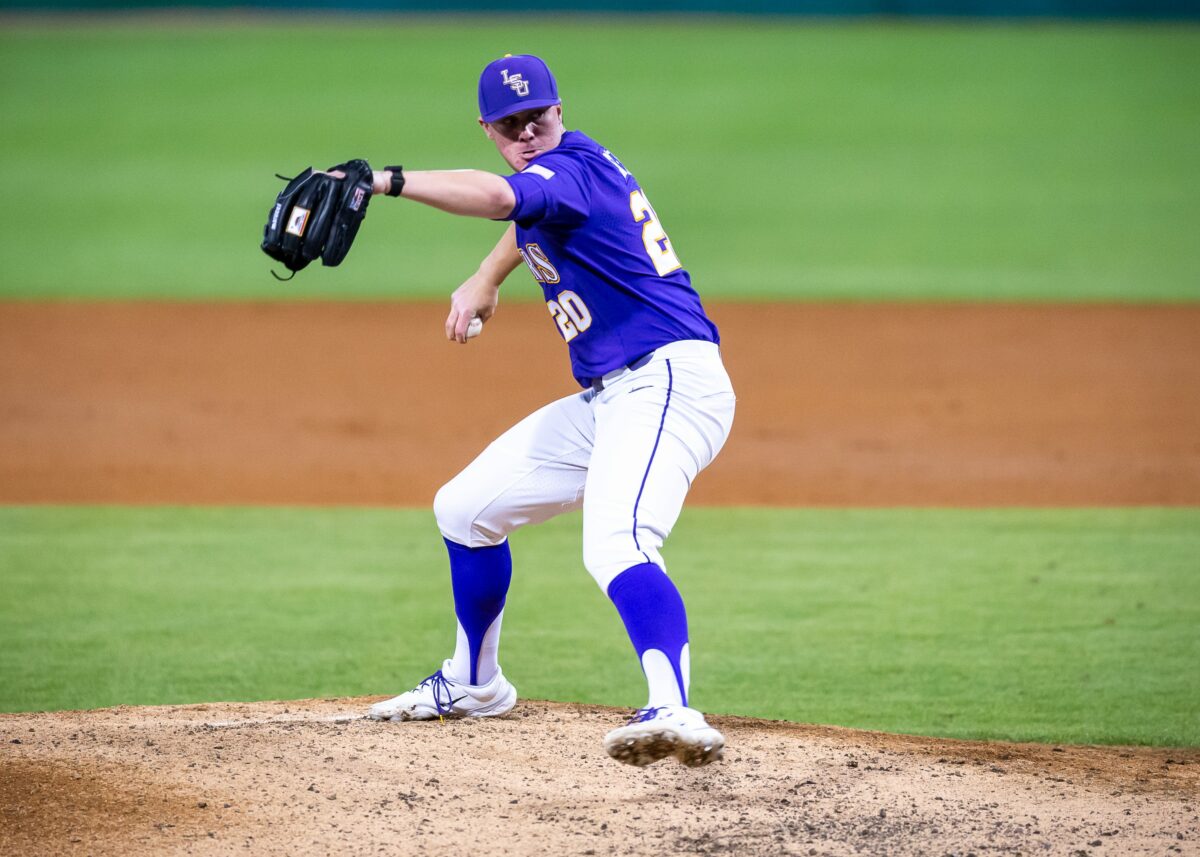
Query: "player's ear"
477 117 501 143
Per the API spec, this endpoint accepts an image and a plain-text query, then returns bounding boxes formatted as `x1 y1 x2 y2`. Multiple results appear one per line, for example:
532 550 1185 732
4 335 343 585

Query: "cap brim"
481 98 561 124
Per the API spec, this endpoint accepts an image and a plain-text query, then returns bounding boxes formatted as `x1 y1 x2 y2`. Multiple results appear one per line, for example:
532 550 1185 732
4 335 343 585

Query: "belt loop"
591 348 657 393
628 350 654 372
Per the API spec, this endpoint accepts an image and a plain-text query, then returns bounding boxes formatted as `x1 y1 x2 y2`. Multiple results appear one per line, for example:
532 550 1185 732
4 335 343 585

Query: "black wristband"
383 165 405 197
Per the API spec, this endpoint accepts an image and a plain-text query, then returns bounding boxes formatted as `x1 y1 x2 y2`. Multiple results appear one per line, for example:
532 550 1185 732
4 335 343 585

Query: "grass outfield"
1 506 1196 746
0 19 1197 301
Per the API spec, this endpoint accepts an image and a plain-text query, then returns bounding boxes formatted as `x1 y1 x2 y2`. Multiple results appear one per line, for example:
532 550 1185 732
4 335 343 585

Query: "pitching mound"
2 699 1196 856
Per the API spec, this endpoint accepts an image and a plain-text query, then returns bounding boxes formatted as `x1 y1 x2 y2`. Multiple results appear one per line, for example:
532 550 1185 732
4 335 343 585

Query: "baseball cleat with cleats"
368 660 517 721
604 705 725 768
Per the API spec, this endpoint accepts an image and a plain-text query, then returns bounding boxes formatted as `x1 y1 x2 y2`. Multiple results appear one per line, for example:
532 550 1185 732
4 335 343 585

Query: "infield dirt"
2 300 1199 855
2 301 1199 505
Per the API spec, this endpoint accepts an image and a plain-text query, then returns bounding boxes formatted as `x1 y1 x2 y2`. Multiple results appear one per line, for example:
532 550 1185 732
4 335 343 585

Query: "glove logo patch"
349 187 366 212
285 206 311 237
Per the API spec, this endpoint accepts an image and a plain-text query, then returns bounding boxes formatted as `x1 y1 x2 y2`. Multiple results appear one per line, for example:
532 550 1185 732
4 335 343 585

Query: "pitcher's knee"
434 478 501 547
584 541 662 592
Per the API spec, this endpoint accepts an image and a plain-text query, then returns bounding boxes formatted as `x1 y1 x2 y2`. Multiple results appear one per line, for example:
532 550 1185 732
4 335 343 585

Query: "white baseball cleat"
604 705 725 768
368 660 517 721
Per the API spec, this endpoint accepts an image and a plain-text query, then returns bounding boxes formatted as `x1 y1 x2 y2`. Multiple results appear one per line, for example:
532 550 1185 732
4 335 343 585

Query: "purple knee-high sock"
607 562 690 708
445 538 512 686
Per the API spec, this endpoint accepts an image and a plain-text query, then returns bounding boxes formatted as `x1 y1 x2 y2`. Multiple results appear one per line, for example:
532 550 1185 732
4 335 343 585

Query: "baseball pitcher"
269 54 736 767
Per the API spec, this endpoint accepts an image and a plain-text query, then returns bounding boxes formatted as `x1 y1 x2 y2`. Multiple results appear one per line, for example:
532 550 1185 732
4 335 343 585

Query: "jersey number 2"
630 190 682 276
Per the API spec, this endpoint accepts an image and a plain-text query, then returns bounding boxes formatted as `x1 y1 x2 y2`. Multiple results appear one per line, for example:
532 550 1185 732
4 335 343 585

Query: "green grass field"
2 506 1196 746
2 18 1197 749
0 19 1197 300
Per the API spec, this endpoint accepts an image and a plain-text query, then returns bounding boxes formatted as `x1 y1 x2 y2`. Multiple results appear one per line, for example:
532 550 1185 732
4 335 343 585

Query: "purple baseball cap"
478 54 560 123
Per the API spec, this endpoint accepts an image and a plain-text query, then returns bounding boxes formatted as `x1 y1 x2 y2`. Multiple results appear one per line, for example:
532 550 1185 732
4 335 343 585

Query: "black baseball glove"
261 159 374 278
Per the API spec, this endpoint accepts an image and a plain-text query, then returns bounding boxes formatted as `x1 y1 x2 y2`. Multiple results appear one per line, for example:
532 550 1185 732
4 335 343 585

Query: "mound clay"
2 699 1197 856
2 301 1199 854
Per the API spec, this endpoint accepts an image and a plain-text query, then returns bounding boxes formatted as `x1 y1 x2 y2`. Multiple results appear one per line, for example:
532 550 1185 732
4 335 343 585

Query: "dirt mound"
2 698 1196 856
3 301 1199 506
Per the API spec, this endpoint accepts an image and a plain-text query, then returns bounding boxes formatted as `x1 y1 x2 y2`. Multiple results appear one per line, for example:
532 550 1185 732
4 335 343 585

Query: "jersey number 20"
548 290 593 342
630 190 682 276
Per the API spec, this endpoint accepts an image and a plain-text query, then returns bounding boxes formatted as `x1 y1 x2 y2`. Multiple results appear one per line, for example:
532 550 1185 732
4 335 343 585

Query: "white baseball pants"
434 340 735 591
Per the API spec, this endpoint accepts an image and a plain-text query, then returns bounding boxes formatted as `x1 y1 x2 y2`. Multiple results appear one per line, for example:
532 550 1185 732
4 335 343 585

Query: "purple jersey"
502 131 719 388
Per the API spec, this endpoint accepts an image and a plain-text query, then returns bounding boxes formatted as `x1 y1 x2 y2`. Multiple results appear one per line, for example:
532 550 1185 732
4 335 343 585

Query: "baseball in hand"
466 317 483 339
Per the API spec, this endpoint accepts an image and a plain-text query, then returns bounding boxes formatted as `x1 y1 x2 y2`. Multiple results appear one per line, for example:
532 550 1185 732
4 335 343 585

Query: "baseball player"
366 54 736 768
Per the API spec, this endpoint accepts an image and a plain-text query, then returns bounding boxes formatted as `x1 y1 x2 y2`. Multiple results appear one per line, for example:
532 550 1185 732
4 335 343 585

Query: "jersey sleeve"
502 154 592 229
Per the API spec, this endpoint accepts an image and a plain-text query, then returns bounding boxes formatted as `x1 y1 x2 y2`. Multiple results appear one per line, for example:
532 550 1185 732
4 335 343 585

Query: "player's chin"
508 150 539 171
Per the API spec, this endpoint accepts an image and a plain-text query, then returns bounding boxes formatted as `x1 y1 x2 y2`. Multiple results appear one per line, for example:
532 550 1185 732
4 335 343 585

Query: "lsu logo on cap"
501 69 529 97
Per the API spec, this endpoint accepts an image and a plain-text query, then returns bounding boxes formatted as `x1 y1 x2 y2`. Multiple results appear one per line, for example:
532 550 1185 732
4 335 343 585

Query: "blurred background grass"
2 506 1196 745
1 19 1197 300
